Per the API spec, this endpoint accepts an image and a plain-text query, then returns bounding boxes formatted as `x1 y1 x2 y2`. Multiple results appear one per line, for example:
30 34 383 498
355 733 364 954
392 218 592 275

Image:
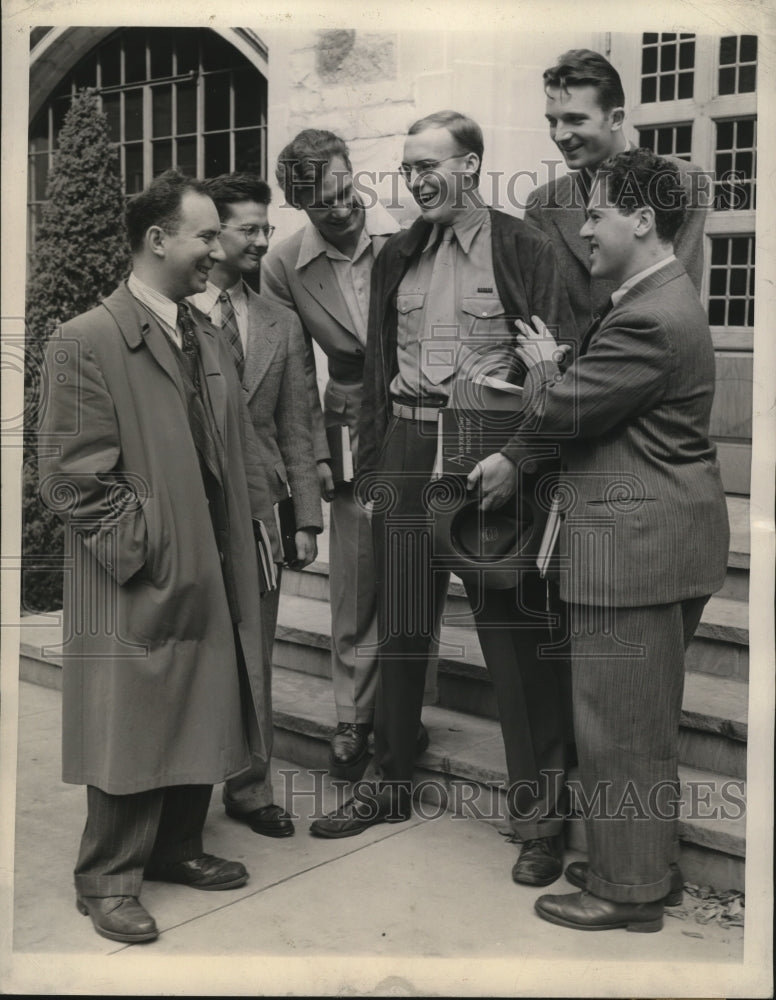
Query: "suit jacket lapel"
583 258 687 353
298 253 356 336
243 286 280 403
549 174 591 272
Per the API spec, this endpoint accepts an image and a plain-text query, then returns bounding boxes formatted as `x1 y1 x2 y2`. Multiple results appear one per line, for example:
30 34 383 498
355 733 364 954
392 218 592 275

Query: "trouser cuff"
587 869 672 903
74 873 143 898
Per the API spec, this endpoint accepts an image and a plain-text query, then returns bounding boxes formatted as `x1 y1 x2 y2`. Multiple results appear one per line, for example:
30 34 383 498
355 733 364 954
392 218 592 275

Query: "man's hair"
407 109 484 180
597 148 686 244
126 169 208 253
275 130 352 208
543 49 626 113
201 173 272 220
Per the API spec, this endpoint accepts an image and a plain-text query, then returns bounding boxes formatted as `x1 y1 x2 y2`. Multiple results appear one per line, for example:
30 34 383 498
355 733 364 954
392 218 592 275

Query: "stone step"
271 593 749 779
15 615 747 891
19 600 748 783
275 585 749 690
268 667 745 893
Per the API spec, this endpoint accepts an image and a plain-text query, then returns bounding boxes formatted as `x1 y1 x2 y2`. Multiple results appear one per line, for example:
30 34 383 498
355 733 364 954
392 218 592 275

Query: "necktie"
421 226 458 385
219 290 245 380
177 302 202 392
580 296 614 356
175 302 239 620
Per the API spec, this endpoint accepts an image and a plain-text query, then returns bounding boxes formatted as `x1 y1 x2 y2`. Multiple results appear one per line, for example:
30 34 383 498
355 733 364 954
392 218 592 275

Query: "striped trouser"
73 783 212 897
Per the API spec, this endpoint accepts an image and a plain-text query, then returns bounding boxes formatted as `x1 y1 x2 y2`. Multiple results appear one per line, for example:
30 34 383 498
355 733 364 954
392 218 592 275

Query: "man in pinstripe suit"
514 149 729 932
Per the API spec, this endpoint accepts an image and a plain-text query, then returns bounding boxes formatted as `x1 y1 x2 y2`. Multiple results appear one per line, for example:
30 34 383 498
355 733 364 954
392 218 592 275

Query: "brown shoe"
511 834 564 886
535 890 664 932
145 853 248 890
76 894 158 943
564 860 684 906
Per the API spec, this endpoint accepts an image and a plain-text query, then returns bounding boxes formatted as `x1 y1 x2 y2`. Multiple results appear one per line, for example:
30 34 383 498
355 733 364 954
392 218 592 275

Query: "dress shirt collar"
611 254 677 306
189 280 222 318
224 277 248 308
296 200 399 270
189 277 248 318
127 272 179 336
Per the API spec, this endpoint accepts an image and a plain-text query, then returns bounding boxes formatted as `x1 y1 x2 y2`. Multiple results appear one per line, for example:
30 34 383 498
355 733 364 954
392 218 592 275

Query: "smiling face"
297 155 365 253
545 84 624 172
401 126 479 224
217 200 270 279
580 180 641 284
157 190 225 300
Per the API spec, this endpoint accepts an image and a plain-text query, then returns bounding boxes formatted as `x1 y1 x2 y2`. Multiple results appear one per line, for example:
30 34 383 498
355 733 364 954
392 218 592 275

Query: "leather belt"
392 400 443 423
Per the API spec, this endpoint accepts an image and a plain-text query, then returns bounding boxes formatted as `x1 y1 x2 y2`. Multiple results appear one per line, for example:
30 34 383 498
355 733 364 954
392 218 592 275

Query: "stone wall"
264 27 595 240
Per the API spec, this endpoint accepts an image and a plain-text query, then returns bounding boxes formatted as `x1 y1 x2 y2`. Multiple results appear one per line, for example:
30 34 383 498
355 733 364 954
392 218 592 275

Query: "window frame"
620 32 757 352
27 28 268 257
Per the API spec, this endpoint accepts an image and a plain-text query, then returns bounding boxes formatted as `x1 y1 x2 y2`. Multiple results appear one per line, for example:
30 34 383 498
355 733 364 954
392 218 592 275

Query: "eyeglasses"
398 153 468 183
220 223 276 241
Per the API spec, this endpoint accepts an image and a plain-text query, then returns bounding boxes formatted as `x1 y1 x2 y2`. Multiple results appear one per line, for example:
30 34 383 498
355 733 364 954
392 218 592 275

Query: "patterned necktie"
421 226 458 386
175 303 239 621
177 302 202 391
219 290 245 380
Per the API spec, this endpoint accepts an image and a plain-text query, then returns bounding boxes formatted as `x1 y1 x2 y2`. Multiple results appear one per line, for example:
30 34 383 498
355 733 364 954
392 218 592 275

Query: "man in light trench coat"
38 170 278 945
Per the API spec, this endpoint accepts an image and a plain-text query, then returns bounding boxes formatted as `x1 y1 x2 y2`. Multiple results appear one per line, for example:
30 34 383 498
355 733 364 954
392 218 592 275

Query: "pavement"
1 679 752 997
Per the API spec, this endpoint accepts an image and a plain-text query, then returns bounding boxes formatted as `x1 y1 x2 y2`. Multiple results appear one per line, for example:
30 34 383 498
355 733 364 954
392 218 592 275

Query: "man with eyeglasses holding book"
190 172 323 840
309 111 578 892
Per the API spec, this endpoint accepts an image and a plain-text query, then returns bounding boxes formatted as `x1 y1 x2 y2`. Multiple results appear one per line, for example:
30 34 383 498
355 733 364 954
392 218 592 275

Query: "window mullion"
229 70 235 172
196 45 204 178
142 83 153 185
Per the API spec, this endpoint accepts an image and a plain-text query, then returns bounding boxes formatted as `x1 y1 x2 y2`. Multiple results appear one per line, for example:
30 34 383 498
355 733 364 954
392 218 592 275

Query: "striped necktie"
219 290 245 380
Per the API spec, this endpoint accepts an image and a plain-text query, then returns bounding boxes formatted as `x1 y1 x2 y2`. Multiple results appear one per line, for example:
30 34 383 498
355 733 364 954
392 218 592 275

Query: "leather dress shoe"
535 890 664 932
511 834 564 886
564 860 684 906
145 853 248 890
310 791 410 839
76 894 158 943
329 722 371 778
225 802 295 838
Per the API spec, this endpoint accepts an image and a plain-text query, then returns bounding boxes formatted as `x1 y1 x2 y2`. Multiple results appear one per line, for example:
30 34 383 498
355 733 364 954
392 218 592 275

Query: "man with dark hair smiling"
514 149 729 932
190 172 323 839
38 169 277 944
525 48 708 328
309 111 577 893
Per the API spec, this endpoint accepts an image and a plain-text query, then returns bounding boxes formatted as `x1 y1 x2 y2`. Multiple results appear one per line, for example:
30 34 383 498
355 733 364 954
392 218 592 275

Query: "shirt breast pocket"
396 292 426 349
460 296 515 376
461 297 507 335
